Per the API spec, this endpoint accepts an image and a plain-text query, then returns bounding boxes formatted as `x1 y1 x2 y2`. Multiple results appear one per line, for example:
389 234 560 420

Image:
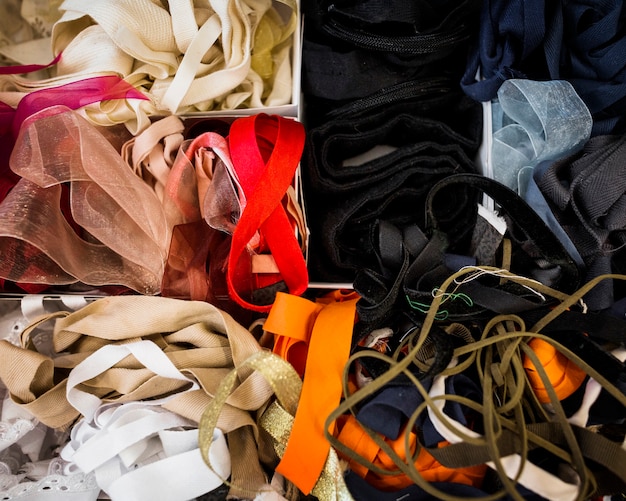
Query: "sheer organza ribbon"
0 106 167 294
160 128 244 305
2 74 147 140
226 113 308 311
490 79 592 195
0 74 147 210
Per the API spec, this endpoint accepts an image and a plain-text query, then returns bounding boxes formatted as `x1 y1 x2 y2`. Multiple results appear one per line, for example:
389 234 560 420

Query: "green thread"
406 289 473 320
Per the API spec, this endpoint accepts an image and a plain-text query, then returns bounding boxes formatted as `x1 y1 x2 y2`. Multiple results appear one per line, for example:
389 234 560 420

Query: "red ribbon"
226 114 309 311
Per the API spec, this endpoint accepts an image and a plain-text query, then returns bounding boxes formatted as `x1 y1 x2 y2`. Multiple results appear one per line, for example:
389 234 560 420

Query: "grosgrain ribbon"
226 114 308 311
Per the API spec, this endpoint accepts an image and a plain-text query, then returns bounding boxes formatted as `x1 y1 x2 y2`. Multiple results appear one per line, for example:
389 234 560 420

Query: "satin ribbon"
264 290 358 494
226 114 308 312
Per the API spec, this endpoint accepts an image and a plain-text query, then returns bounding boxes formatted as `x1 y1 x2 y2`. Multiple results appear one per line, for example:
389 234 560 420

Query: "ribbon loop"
227 114 308 311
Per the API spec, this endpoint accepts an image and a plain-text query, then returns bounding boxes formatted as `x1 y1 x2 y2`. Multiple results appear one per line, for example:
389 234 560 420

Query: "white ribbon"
62 402 230 501
66 340 199 422
427 367 580 501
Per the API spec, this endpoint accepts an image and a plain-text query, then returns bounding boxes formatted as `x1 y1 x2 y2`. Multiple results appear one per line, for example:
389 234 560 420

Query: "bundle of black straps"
299 0 626 499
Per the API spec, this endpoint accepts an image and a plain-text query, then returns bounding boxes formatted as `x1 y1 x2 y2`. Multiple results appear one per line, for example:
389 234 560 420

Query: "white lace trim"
0 473 99 500
0 421 36 451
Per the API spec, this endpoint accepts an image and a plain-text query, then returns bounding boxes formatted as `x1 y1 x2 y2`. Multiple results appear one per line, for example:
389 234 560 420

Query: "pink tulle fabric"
0 106 169 294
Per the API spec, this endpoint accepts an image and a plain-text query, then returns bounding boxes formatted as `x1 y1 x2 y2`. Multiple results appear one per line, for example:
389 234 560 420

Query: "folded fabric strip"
120 114 185 202
537 133 626 310
302 89 482 283
462 0 626 135
199 350 354 500
45 0 297 116
334 414 487 492
159 128 243 310
301 0 481 123
264 290 358 494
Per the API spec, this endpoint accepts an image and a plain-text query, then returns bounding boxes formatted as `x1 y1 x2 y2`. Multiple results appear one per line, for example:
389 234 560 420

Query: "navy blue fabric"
461 0 547 102
420 374 483 448
356 383 429 440
343 468 549 500
355 373 482 446
462 0 626 135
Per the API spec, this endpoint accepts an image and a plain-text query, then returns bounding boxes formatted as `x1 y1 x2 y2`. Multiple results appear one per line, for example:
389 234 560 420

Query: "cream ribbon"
45 0 297 119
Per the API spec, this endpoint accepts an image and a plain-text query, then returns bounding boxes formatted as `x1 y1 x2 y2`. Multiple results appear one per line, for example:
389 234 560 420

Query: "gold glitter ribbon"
198 350 354 501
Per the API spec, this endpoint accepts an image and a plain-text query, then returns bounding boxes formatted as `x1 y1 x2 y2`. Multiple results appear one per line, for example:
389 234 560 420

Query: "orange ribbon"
264 290 359 494
523 338 587 403
335 414 487 491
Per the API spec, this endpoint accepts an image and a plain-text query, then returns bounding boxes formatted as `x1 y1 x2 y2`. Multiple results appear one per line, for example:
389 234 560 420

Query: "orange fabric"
335 415 487 491
265 290 359 494
265 292 324 377
523 338 587 403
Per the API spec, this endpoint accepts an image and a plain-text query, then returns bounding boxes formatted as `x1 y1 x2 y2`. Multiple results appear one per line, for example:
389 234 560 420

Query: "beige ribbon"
0 295 276 496
120 115 185 201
